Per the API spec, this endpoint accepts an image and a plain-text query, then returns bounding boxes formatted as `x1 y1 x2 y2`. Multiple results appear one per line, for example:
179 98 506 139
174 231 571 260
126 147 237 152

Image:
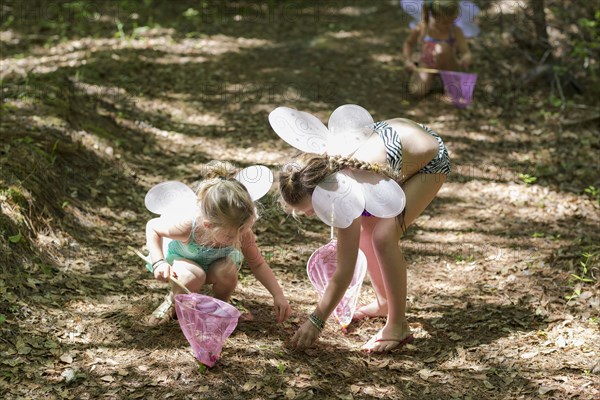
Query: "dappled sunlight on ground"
1 0 598 399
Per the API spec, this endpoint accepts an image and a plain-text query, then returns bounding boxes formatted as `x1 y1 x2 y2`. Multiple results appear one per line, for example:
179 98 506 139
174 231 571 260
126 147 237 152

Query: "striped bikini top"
423 25 456 46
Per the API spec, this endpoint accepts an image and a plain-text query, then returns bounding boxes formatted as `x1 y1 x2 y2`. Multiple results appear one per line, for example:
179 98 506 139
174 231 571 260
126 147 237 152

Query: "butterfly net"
440 71 478 108
174 293 240 367
307 240 368 330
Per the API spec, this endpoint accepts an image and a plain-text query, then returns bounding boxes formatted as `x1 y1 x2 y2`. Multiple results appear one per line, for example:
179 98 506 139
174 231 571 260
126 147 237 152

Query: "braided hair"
278 153 398 207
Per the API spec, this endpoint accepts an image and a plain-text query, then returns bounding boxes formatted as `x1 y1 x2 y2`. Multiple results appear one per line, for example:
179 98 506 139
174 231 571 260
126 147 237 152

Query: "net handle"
128 246 191 294
418 67 441 74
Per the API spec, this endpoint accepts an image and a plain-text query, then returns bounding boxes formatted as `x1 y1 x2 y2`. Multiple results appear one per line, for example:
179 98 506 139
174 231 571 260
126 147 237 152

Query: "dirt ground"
1 1 599 399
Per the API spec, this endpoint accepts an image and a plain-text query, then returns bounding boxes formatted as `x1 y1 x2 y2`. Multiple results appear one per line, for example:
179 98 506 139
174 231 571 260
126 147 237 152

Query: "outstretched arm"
403 25 422 72
455 27 471 69
241 230 291 323
292 218 362 348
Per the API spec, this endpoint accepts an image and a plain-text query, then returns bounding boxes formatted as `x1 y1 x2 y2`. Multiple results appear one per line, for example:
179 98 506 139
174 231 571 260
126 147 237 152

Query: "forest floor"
1 1 599 399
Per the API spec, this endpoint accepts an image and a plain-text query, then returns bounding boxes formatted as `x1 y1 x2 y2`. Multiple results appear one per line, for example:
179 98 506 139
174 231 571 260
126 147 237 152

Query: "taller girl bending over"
275 112 450 353
145 162 291 326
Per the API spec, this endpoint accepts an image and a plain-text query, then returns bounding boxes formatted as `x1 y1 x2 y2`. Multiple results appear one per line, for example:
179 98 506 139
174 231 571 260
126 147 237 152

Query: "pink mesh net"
307 241 367 329
440 71 478 108
174 293 240 367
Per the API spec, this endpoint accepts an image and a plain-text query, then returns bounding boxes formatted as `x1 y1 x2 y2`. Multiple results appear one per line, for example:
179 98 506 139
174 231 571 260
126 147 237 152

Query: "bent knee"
207 258 238 283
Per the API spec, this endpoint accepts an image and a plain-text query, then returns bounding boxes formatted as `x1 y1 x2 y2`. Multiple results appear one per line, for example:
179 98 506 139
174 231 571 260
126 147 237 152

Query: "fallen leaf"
521 351 538 359
100 375 114 382
60 354 73 364
61 368 76 383
419 369 432 380
538 386 555 395
285 388 295 399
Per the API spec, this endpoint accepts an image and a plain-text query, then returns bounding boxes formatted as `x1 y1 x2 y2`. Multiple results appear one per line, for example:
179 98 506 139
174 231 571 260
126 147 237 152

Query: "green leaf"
8 232 22 243
0 314 5 324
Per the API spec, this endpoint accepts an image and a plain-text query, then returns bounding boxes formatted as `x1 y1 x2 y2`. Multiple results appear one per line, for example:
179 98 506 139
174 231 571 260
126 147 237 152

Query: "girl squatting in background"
145 162 291 326
403 0 472 97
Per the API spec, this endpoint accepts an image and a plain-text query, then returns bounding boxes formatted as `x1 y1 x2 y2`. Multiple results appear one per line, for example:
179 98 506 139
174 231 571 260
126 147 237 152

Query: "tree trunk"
530 0 550 47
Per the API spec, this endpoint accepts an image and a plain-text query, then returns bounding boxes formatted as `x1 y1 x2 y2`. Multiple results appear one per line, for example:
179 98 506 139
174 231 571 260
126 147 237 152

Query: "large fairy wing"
456 0 480 38
400 0 423 29
144 181 197 216
351 170 406 218
326 104 375 156
312 171 365 229
268 107 329 154
235 165 273 201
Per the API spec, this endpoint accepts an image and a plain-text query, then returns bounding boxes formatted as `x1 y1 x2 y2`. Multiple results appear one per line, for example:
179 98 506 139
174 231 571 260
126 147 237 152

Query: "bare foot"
352 301 387 320
361 323 413 353
142 293 176 327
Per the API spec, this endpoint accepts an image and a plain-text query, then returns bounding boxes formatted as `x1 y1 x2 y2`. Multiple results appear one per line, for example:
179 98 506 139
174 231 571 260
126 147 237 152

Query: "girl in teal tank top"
144 162 291 327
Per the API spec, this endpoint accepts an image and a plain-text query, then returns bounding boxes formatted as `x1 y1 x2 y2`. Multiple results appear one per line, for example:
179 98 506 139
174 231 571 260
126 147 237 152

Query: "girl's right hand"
154 262 171 282
404 60 417 72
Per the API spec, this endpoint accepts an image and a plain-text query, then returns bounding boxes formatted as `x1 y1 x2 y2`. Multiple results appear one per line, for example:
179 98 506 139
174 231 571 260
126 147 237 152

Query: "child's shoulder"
452 24 466 39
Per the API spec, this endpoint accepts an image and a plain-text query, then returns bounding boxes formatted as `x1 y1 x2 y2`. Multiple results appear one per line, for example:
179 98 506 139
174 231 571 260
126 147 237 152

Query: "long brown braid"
278 153 398 206
279 153 407 233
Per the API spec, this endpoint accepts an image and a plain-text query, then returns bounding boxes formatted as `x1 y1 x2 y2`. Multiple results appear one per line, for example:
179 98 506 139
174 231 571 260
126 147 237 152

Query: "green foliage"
518 173 537 185
196 362 207 374
583 185 599 204
570 252 596 283
571 12 600 65
183 8 200 19
566 251 597 303
8 232 23 244
277 361 285 374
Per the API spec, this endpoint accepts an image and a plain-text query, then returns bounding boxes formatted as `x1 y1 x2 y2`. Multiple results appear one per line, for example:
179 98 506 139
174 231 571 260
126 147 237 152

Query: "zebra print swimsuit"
373 121 451 175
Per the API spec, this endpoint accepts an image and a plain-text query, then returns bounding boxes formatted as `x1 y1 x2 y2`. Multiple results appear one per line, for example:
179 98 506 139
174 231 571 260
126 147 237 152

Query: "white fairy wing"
351 170 406 218
400 0 423 29
268 107 329 154
456 0 480 38
326 104 375 156
144 181 197 217
235 165 273 201
312 171 365 229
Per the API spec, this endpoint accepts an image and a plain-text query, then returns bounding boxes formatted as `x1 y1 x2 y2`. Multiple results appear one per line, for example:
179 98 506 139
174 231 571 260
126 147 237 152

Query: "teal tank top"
146 219 243 273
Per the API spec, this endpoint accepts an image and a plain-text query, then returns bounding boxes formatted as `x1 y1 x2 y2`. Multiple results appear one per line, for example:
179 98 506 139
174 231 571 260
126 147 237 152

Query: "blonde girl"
145 162 291 326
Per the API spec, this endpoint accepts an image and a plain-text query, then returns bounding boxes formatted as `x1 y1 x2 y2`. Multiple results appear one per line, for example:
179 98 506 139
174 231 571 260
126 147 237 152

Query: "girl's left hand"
291 319 320 349
459 53 472 69
273 295 292 323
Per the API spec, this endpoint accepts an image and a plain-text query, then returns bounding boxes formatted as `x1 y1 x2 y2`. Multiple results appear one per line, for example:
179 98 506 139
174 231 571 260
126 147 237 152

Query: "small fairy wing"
456 0 480 38
400 0 423 29
326 104 375 156
268 107 329 154
235 165 273 201
144 181 197 216
312 171 365 229
351 170 406 218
